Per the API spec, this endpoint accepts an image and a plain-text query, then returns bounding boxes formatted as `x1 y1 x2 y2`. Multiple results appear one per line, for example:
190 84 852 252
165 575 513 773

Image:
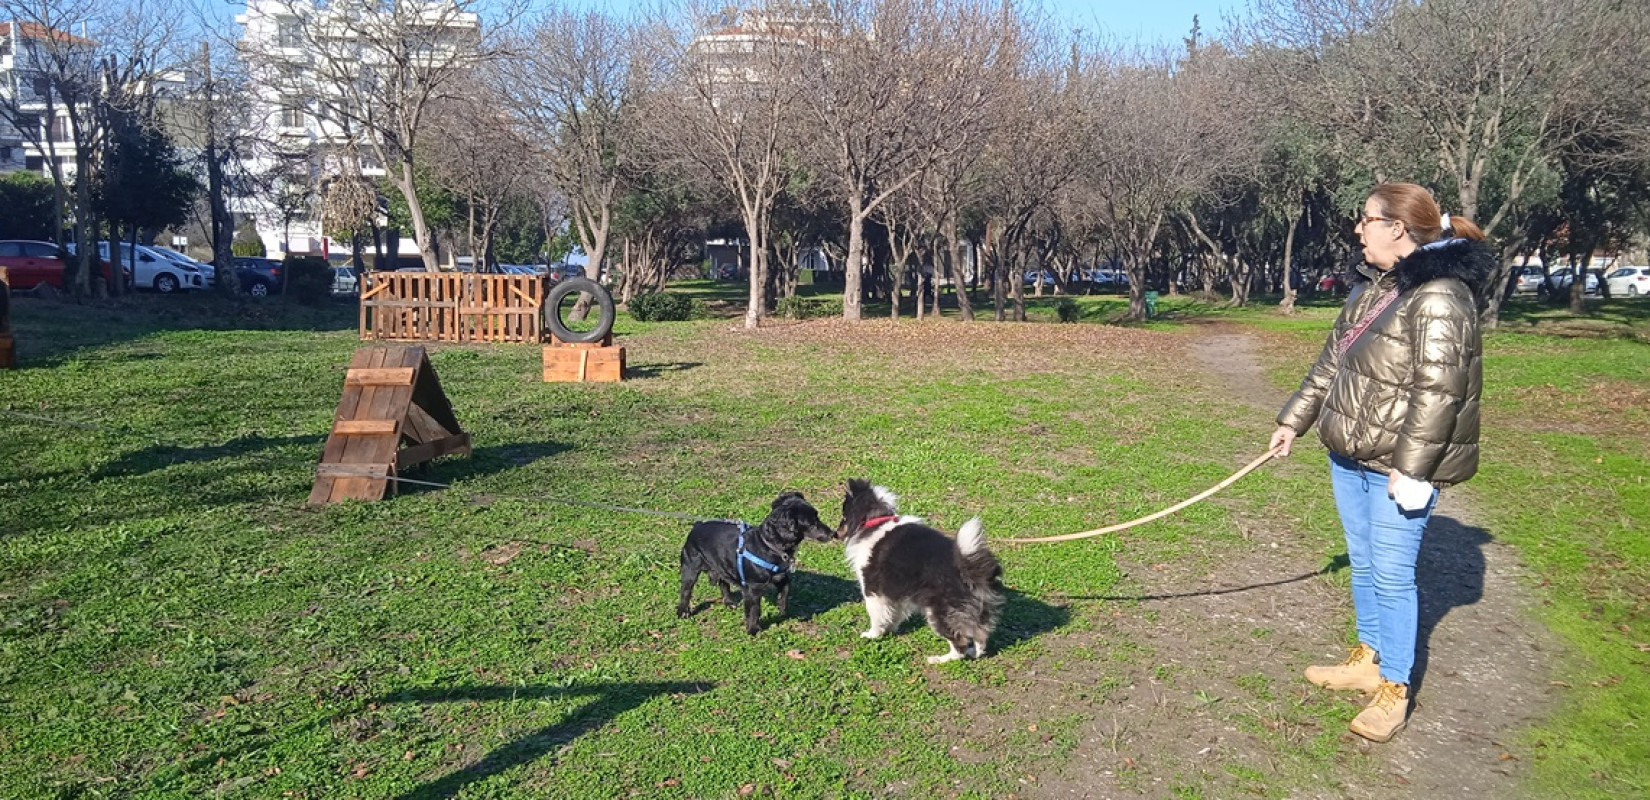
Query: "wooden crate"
309 345 472 504
543 334 625 382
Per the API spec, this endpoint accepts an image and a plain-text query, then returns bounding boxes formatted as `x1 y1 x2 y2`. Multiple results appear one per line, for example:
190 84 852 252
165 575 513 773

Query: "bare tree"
643 1 813 329
241 0 514 271
795 0 1018 320
422 71 536 271
495 8 647 291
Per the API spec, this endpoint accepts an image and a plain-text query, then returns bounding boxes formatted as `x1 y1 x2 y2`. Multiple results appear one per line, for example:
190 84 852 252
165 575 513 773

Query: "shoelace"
1371 681 1406 711
1341 646 1372 667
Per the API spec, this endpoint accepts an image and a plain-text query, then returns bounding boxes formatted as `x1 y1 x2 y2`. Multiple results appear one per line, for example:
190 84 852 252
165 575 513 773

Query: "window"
22 242 60 259
25 156 43 171
49 116 70 142
277 16 303 48
0 242 22 258
0 147 12 161
280 99 305 129
31 77 51 99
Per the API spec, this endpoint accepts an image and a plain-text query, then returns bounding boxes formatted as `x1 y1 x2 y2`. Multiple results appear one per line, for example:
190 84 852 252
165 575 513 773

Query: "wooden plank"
310 347 383 504
396 433 472 471
333 419 398 435
329 347 395 502
317 463 392 478
345 367 416 386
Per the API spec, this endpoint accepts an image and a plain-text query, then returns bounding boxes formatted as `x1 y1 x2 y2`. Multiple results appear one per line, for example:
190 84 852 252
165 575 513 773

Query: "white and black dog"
836 479 1004 664
677 491 836 635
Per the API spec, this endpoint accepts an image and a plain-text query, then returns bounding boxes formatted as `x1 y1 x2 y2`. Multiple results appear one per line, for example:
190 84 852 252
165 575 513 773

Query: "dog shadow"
1412 514 1489 694
991 588 1073 653
679 571 862 625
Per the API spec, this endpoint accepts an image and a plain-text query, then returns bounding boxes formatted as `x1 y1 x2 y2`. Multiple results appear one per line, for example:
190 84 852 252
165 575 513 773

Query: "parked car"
1316 272 1350 294
233 257 283 296
1511 265 1544 294
3 240 119 291
74 242 206 293
152 248 216 288
1539 267 1601 298
1604 266 1650 297
1023 270 1057 287
331 266 359 295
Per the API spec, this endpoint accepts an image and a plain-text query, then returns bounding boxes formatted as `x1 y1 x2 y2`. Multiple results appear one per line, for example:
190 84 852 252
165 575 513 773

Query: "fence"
359 272 548 343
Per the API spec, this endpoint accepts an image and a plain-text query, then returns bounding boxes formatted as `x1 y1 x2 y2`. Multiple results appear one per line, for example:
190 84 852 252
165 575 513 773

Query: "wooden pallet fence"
359 272 548 343
309 345 472 504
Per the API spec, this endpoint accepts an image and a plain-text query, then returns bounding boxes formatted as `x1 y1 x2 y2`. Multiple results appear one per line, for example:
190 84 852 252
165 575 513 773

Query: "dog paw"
861 629 882 639
926 653 963 665
676 608 691 619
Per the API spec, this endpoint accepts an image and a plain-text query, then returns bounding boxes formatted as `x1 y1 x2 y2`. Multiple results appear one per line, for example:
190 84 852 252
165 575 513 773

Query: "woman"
1269 182 1494 742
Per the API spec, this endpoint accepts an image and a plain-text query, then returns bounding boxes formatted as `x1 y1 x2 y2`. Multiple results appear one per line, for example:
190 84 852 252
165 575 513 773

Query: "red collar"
862 515 899 530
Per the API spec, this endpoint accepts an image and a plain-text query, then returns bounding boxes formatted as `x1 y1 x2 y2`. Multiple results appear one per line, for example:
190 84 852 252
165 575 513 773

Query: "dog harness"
734 521 787 587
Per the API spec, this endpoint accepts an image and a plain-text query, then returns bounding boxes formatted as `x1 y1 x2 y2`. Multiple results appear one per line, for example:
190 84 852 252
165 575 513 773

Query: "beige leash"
997 446 1284 544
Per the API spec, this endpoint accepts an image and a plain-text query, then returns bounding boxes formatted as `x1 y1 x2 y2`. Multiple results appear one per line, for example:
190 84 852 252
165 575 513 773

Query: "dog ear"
772 491 804 509
846 478 871 496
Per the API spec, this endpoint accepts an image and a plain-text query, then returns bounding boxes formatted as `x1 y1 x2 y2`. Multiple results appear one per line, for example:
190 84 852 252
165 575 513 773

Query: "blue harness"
733 521 787 587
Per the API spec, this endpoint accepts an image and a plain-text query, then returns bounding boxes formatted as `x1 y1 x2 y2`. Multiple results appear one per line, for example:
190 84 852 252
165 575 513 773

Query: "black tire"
545 277 615 343
1630 285 1640 297
155 273 180 294
246 279 271 297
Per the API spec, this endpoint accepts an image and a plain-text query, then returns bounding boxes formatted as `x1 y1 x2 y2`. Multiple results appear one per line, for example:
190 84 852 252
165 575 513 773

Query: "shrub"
628 291 693 322
282 255 332 304
776 295 843 319
1055 297 1082 323
231 239 265 258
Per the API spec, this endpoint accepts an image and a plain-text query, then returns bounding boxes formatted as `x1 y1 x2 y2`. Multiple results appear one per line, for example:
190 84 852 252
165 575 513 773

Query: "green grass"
1 288 1645 798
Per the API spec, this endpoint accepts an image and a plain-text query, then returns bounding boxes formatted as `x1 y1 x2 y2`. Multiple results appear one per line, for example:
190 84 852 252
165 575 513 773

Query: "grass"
1 285 1646 798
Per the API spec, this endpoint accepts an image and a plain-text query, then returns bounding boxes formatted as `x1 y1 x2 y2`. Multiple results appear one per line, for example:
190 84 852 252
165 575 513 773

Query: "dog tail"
957 517 985 555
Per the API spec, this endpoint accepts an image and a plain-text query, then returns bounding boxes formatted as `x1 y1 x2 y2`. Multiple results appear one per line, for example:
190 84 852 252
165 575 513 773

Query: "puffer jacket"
1278 238 1494 486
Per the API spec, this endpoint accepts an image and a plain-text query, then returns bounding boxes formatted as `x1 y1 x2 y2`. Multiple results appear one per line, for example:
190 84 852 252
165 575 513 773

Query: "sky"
1036 0 1241 47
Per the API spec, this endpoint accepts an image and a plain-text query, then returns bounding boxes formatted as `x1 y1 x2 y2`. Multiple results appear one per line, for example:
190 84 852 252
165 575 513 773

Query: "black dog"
837 479 1005 663
677 491 835 634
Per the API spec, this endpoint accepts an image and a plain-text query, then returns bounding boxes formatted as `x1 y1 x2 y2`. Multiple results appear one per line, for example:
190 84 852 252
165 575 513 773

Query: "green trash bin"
1145 290 1159 319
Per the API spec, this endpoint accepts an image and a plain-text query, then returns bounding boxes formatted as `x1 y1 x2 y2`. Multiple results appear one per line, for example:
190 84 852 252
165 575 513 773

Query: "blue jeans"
1328 452 1437 685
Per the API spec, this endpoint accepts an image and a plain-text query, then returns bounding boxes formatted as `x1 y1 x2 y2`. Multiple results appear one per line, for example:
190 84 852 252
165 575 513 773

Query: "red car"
0 239 117 290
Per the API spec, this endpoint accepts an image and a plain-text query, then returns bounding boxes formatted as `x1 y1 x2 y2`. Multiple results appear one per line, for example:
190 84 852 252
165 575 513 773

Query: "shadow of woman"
383 680 715 800
1411 513 1489 694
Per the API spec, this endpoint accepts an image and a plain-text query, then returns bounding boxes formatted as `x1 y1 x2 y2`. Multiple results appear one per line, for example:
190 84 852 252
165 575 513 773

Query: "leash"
997 446 1284 544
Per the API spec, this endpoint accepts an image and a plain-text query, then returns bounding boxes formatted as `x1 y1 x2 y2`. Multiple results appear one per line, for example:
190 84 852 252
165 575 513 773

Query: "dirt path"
1007 326 1559 799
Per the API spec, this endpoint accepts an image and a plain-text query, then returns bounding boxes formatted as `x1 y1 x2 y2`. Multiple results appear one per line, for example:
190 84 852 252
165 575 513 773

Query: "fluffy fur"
836 479 1004 664
677 491 835 634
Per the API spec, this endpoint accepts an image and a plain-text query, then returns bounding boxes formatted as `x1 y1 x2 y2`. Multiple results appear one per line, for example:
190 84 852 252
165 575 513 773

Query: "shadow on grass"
1412 514 1489 694
89 432 328 480
380 680 714 800
1059 554 1351 602
626 361 703 380
994 588 1075 652
8 293 359 366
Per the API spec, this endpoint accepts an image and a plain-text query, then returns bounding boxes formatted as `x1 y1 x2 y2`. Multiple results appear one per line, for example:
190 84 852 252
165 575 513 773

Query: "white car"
152 248 216 288
1605 266 1650 297
69 242 206 293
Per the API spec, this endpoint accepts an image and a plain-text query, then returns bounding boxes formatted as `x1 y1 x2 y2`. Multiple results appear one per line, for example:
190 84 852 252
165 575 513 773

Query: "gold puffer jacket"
1278 238 1495 486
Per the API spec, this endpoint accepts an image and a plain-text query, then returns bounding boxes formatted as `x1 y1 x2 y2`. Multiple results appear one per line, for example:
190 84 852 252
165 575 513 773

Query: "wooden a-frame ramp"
309 345 470 504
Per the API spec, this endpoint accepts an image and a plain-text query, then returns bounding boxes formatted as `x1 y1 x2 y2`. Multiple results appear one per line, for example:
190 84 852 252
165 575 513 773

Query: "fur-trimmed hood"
1349 238 1496 298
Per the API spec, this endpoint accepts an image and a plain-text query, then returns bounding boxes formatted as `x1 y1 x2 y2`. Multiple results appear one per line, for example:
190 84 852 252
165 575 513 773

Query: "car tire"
247 280 271 298
154 273 180 294
545 277 615 344
1630 286 1640 297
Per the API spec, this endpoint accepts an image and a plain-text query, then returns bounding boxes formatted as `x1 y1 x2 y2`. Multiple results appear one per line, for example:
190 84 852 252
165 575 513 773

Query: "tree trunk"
1278 203 1302 314
946 215 974 322
843 197 866 321
395 158 438 271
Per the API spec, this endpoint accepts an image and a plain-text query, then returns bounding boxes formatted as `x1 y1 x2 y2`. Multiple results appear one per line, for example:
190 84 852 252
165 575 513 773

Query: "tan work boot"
1349 679 1410 742
1303 642 1381 692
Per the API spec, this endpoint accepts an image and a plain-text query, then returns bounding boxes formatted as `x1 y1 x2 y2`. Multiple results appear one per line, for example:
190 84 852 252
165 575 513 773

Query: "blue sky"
1038 0 1240 46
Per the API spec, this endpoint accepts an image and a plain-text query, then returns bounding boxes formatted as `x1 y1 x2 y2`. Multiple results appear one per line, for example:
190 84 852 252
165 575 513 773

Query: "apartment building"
0 20 95 178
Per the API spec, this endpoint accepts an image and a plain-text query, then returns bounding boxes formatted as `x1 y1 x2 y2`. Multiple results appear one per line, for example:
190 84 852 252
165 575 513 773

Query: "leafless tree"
422 71 537 271
0 0 185 296
794 0 1018 320
241 0 516 271
494 8 649 291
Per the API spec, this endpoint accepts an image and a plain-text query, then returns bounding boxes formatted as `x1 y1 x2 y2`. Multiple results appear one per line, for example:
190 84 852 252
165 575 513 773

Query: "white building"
0 20 96 179
233 0 479 262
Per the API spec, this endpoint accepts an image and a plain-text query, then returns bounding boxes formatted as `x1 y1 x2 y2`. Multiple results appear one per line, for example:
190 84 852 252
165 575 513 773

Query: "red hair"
1370 183 1486 243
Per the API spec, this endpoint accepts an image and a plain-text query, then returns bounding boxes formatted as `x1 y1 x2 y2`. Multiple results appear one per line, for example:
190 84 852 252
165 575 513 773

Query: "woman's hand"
1269 425 1297 457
